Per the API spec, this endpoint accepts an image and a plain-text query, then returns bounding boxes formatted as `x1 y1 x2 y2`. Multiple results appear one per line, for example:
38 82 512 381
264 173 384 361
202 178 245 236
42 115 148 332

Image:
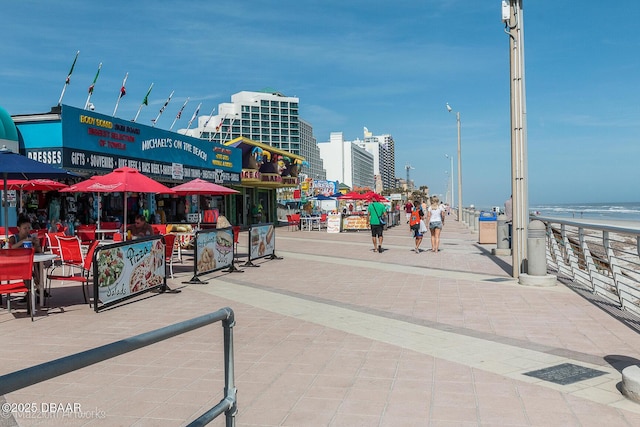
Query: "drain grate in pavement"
484 278 512 282
524 363 607 385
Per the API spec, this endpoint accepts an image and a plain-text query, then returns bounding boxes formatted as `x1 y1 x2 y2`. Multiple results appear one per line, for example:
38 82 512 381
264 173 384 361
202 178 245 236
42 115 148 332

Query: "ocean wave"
531 202 640 221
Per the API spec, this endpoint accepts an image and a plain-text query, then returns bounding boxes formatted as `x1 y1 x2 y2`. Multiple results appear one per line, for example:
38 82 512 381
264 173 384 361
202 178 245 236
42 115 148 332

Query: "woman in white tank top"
427 196 445 252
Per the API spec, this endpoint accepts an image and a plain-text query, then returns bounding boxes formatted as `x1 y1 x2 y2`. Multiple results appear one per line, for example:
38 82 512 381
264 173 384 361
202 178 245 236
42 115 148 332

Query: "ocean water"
530 202 640 222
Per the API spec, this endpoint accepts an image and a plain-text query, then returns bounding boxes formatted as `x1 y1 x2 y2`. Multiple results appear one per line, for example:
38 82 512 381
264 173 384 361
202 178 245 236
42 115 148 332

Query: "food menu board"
249 224 275 260
194 228 234 275
94 236 165 307
326 214 341 233
342 214 370 231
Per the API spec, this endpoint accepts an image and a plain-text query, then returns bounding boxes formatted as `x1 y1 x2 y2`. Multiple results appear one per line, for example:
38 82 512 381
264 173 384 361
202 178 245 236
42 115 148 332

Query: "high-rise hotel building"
180 90 325 180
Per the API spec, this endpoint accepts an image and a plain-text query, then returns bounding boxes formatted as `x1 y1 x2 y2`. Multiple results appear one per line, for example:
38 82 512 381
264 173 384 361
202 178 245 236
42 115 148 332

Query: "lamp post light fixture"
445 154 454 209
446 103 462 222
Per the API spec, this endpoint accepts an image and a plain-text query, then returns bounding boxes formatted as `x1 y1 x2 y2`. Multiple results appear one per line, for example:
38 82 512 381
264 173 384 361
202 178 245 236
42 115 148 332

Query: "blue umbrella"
1 146 77 240
308 194 337 201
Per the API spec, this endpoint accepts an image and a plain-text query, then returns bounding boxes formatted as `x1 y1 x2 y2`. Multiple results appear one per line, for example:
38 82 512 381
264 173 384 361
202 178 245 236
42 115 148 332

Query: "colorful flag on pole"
113 73 128 117
215 117 224 132
133 83 153 122
142 84 153 105
202 108 216 129
152 90 174 127
159 90 173 114
58 50 80 106
65 51 80 84
170 97 189 131
176 98 188 119
119 73 128 98
187 102 202 129
200 107 217 138
88 63 102 94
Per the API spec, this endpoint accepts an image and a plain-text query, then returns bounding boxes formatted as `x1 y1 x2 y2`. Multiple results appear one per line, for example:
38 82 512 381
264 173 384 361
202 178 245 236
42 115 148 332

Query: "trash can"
478 211 497 244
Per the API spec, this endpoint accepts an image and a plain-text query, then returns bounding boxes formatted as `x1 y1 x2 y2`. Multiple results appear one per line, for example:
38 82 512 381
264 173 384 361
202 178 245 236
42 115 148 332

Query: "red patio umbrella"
61 167 174 233
171 178 239 227
364 191 389 202
62 167 173 194
170 178 239 196
336 191 368 200
6 179 69 213
6 179 68 191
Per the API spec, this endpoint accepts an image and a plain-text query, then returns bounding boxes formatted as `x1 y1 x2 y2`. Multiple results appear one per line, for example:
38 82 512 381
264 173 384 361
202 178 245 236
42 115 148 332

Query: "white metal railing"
534 216 640 317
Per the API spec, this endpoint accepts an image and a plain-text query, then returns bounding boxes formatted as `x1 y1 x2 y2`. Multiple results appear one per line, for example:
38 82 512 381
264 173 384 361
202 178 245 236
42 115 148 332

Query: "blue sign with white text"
21 105 241 184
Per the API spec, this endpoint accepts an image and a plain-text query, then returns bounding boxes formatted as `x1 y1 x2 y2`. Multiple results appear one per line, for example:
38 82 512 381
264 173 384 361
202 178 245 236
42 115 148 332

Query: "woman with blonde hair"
427 196 445 252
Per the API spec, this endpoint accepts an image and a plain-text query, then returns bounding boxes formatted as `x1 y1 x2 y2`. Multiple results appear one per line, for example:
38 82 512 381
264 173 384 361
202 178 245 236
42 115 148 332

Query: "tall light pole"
445 154 454 208
446 103 462 221
504 0 528 278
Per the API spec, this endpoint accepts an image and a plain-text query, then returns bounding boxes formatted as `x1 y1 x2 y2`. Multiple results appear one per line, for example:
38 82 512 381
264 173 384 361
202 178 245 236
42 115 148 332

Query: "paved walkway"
1 219 640 426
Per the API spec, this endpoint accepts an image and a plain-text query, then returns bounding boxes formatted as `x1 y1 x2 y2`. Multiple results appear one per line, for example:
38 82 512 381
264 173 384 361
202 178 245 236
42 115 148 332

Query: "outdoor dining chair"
319 213 328 230
0 248 35 321
287 214 301 231
163 234 178 279
46 239 99 305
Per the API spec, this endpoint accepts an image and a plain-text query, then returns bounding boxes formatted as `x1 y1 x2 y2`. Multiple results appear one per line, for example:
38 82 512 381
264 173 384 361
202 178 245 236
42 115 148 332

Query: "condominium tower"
180 89 325 180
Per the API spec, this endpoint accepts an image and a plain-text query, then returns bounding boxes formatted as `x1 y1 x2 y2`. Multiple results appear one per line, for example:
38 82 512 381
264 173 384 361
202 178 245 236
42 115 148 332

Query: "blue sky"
1 1 639 208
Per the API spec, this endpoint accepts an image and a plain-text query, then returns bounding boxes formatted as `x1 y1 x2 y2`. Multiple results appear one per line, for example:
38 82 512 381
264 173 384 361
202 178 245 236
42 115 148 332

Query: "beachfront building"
299 119 326 181
180 89 326 181
353 127 396 191
318 132 374 189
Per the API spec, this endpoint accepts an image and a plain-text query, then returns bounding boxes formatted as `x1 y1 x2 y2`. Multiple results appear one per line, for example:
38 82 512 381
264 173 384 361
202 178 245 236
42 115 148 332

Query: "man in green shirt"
367 201 386 253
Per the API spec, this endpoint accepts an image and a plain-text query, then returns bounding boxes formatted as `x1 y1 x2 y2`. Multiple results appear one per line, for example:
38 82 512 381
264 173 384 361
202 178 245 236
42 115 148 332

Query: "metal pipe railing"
0 308 237 427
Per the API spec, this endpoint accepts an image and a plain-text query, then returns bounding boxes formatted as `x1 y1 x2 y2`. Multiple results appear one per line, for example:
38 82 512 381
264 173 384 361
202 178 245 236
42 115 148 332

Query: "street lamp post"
504 0 528 279
445 154 454 209
446 103 462 222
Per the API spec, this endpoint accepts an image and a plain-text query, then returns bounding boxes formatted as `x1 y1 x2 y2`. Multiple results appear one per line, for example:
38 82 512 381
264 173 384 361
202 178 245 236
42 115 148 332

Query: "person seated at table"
126 215 154 239
8 215 42 252
8 215 43 299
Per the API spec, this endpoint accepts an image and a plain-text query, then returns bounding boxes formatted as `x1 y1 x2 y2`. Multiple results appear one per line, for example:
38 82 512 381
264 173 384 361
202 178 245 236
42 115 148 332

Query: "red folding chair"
0 248 35 321
287 214 301 231
163 234 178 278
46 239 99 305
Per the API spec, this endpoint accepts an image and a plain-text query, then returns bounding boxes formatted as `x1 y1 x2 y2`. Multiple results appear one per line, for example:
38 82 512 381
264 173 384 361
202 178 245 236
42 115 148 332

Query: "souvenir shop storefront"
224 137 304 226
11 104 242 229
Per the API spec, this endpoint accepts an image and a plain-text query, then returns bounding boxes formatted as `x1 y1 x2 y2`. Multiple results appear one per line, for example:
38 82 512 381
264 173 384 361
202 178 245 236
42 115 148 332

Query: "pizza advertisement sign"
93 235 166 311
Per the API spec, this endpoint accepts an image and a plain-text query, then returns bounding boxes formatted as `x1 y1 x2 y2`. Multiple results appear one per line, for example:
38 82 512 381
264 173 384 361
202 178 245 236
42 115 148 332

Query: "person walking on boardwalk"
409 200 424 253
404 200 413 223
427 196 445 252
368 199 386 253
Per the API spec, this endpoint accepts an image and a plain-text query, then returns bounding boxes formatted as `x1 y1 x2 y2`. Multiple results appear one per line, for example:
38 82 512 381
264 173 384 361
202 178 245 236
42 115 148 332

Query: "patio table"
300 216 321 231
33 253 59 308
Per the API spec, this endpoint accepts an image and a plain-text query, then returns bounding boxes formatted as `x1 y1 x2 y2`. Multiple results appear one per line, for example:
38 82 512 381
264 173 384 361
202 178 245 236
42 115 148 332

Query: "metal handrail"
0 308 237 427
534 215 640 318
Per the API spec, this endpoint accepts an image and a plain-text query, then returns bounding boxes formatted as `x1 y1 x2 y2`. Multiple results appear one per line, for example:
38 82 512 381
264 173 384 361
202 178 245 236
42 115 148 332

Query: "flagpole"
133 83 153 122
84 62 102 110
209 114 226 142
58 50 79 106
200 107 217 138
170 97 189 131
223 114 238 143
113 72 128 117
186 102 202 130
152 90 174 127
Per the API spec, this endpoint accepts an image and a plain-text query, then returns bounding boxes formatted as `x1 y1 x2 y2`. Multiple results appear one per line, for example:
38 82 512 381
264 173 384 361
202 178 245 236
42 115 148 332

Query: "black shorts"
370 224 384 237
